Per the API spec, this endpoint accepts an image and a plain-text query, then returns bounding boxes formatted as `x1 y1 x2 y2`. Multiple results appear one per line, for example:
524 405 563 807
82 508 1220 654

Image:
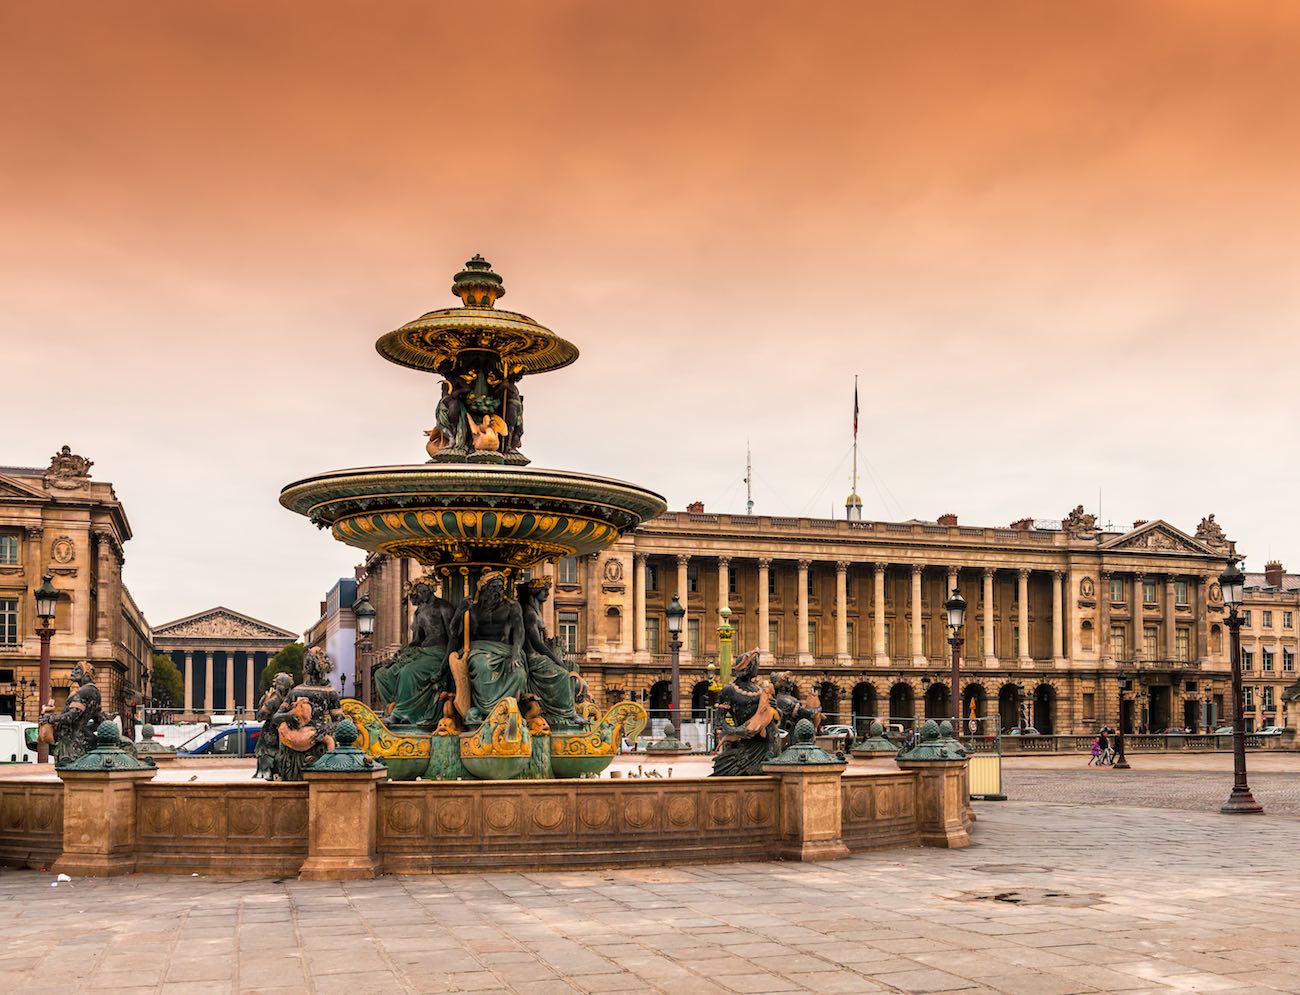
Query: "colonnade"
176 650 271 715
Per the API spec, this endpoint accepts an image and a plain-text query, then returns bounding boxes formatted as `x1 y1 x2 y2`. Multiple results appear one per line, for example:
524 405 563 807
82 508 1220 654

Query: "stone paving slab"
3 801 1300 994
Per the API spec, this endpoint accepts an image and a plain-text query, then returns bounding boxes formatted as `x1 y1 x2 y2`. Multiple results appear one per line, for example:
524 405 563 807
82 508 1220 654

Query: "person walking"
1098 728 1112 766
1089 737 1102 766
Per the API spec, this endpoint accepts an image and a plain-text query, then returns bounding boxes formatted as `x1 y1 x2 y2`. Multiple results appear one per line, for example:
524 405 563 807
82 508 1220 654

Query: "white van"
0 716 39 763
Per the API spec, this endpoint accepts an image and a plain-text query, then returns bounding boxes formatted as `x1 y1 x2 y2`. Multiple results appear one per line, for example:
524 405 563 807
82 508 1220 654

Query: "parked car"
820 724 856 749
0 716 38 763
138 722 210 749
1213 726 1234 735
1258 726 1286 735
177 724 259 756
1005 726 1041 736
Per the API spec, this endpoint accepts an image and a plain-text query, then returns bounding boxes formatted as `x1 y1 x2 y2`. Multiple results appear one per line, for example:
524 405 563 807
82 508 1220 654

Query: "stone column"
757 559 771 654
1099 571 1112 665
584 554 601 653
541 560 557 635
225 652 235 711
717 556 730 614
946 566 958 599
184 651 194 716
54 766 158 877
1165 574 1178 662
633 553 648 659
762 755 849 861
300 765 386 881
203 653 213 715
872 564 888 665
1017 569 1031 666
1052 571 1065 665
1197 576 1210 666
1132 572 1144 662
796 559 812 663
676 554 692 663
835 561 850 663
245 654 255 711
910 564 925 665
893 756 971 848
982 568 996 667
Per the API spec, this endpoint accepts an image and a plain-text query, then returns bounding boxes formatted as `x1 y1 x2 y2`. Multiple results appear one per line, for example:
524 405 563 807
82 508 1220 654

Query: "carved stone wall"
0 782 63 868
133 783 309 875
840 772 918 851
377 778 781 873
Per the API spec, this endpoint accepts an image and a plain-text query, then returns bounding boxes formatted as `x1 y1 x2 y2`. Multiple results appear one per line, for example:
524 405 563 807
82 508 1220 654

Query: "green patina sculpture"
134 723 175 758
853 720 898 755
305 718 384 773
766 718 845 767
897 719 968 762
56 721 156 772
381 580 453 727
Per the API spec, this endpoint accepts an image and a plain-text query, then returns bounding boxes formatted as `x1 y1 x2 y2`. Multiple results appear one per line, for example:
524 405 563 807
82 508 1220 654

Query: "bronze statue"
253 672 293 780
39 662 103 764
447 570 528 725
386 580 454 727
770 672 824 741
518 578 584 730
710 650 781 776
503 373 524 453
271 651 343 781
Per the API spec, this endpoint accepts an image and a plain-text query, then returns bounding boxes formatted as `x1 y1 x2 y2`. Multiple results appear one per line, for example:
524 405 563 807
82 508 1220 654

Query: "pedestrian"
1088 737 1102 766
1098 728 1112 765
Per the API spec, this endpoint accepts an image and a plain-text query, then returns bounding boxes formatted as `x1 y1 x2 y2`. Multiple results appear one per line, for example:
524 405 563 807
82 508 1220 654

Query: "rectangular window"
807 620 817 653
1263 611 1273 628
1082 692 1096 720
1285 611 1294 629
1263 686 1275 709
0 535 17 565
767 569 776 596
558 610 580 652
807 569 815 598
0 598 16 645
687 565 699 593
884 622 892 654
645 619 660 654
922 623 929 655
846 621 855 656
1175 580 1188 606
687 618 700 655
1143 625 1158 661
557 556 578 585
1242 610 1252 627
1283 649 1294 672
978 626 984 656
728 567 737 596
768 619 778 651
1143 579 1157 605
845 573 853 598
1109 624 1125 660
1176 628 1190 662
1013 626 1020 657
645 563 658 592
1262 648 1274 672
1244 685 1254 709
1243 649 1254 671
1109 576 1124 603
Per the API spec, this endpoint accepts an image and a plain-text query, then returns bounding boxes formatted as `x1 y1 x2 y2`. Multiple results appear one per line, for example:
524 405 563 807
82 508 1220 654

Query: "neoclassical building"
353 503 1239 736
0 447 151 724
153 608 296 719
1242 561 1300 731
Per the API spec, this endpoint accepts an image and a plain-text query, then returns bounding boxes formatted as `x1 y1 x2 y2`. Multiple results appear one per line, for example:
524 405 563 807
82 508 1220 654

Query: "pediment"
1100 520 1216 556
0 474 47 501
154 606 297 641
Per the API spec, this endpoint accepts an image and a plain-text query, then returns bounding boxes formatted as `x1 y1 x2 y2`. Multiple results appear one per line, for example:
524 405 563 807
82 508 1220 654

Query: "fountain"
280 256 664 779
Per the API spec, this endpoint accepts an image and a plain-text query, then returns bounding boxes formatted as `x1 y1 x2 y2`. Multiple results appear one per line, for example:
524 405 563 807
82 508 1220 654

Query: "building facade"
355 503 1241 736
153 608 297 718
0 447 151 723
303 578 359 700
1242 561 1299 731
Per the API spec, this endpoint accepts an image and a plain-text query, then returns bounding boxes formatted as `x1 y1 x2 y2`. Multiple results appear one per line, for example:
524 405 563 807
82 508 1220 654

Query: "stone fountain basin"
280 464 666 566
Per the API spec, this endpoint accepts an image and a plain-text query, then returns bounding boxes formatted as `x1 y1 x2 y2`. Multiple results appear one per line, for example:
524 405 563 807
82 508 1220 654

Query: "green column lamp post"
717 605 734 687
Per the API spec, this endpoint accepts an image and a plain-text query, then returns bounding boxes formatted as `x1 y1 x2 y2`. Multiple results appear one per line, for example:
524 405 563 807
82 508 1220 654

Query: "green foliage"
150 653 184 708
260 642 305 693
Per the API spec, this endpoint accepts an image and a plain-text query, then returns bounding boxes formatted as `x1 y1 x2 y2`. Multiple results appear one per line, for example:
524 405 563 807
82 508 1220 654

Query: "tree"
150 653 184 708
260 642 305 694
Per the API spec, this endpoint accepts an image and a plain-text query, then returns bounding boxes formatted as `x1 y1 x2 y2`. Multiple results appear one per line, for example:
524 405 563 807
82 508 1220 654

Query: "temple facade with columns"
153 608 296 719
355 505 1239 736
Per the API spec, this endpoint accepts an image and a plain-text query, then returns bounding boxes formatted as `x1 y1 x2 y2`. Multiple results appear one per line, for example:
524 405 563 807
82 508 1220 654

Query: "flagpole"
852 374 859 502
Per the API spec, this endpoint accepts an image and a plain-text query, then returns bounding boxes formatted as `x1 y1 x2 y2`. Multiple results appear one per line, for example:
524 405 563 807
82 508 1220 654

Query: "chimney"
1010 517 1034 531
320 600 327 616
1265 560 1285 588
686 501 705 513
937 513 958 526
1133 519 1148 529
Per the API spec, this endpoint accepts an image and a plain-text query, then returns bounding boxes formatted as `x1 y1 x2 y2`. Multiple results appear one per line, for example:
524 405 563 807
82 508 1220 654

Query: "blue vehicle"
177 724 260 756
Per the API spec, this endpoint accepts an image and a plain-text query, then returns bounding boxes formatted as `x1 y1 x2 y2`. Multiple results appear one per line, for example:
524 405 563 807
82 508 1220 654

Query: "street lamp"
18 675 31 721
1113 671 1131 769
666 594 685 729
33 574 61 763
945 588 967 738
1219 560 1263 814
352 594 377 704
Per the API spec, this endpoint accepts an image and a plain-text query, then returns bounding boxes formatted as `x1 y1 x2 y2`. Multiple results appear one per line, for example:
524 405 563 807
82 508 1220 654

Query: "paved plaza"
3 792 1299 995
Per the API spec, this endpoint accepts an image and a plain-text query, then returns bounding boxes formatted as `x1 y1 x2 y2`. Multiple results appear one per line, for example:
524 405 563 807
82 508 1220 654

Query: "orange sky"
3 1 1299 630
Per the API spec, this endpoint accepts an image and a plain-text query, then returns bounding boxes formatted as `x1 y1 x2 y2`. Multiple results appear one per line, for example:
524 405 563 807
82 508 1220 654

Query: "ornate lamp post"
716 605 734 686
18 675 31 721
352 594 376 703
665 594 685 728
1113 672 1131 769
1219 560 1263 814
945 588 967 738
33 574 61 763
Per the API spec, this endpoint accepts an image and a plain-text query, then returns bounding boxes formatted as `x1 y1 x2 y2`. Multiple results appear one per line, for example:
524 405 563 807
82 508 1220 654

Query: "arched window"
1081 619 1094 651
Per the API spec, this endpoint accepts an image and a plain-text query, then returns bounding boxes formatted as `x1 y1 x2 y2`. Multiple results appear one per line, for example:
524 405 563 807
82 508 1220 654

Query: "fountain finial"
452 254 505 308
